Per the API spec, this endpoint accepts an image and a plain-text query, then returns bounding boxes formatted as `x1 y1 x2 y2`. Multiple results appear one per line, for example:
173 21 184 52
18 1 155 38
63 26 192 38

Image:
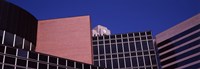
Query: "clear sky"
7 0 200 36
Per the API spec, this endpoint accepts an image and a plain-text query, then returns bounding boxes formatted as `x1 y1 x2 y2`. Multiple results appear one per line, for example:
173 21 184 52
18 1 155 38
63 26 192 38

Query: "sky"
7 0 200 36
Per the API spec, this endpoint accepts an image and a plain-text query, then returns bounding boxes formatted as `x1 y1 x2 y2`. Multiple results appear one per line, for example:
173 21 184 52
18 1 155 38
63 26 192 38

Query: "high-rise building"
156 13 200 69
92 31 161 69
0 1 105 69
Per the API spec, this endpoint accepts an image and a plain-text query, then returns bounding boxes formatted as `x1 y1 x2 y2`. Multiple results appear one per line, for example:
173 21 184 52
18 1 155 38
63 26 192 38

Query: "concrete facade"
36 16 93 64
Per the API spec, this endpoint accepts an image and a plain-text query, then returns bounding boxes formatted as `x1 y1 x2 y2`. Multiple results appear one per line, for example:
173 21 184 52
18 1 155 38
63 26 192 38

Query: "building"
36 16 93 64
0 1 105 69
92 31 161 69
156 13 200 69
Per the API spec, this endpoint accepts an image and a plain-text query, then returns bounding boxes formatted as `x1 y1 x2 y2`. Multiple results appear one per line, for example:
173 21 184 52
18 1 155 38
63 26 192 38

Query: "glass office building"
156 13 200 69
0 1 105 69
92 31 160 69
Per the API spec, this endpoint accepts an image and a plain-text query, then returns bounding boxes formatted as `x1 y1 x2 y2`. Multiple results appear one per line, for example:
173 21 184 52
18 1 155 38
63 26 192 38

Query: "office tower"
156 13 200 69
92 25 111 36
92 31 160 69
0 1 104 69
36 16 93 64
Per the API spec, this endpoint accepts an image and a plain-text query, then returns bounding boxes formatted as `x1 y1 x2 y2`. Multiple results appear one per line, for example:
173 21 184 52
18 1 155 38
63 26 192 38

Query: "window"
0 30 3 44
138 57 144 66
0 55 3 62
4 65 14 69
119 58 125 68
18 49 27 58
49 65 57 69
140 32 145 36
132 57 137 67
94 61 99 66
147 31 151 35
98 36 103 40
148 41 154 49
39 54 47 61
4 32 14 46
84 64 90 69
0 46 5 53
111 44 117 53
117 35 121 38
6 47 16 55
49 56 57 64
136 42 142 51
142 41 148 50
29 51 38 60
117 39 122 42
135 37 140 41
39 63 47 69
113 59 118 68
93 41 97 45
5 56 15 64
151 56 157 65
93 46 98 55
59 58 66 65
145 56 150 65
28 61 37 68
100 60 105 68
17 59 26 66
122 34 127 37
105 45 110 54
123 39 128 42
128 33 133 37
76 62 82 69
104 36 109 39
117 44 123 52
130 42 135 51
93 37 97 40
24 40 31 50
106 60 111 68
125 58 131 67
129 38 134 41
67 60 74 67
15 36 23 49
123 43 129 52
134 33 139 36
99 45 104 54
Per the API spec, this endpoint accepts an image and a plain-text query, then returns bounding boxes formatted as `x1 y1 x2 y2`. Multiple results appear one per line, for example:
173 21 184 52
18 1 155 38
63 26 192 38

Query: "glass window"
145 56 150 65
110 35 115 39
0 55 3 62
117 44 123 52
84 64 90 69
0 30 3 44
94 56 98 59
16 67 25 69
39 63 47 69
111 40 115 43
111 44 117 53
29 51 38 60
49 65 57 69
147 36 152 39
125 58 131 67
15 36 23 49
18 49 27 58
28 61 37 68
117 35 121 38
138 57 144 66
135 37 140 41
100 60 105 68
125 53 130 57
104 35 109 39
105 40 109 44
39 54 47 61
122 34 127 37
119 58 125 68
24 40 30 50
99 45 104 54
136 42 142 51
147 31 151 35
123 43 129 52
148 41 154 49
105 45 110 54
93 46 98 55
17 59 26 66
151 56 157 65
5 56 15 64
6 47 16 55
129 38 134 41
141 37 146 40
98 36 103 40
4 32 14 46
49 56 57 64
106 60 111 68
113 59 118 68
106 55 111 58
94 61 99 66
0 46 5 53
99 41 103 44
134 33 139 36
4 65 14 69
59 58 66 65
132 57 137 67
123 39 128 42
140 32 145 36
130 42 135 51
93 37 97 40
117 39 122 42
112 54 117 58
67 60 74 67
76 62 82 69
128 33 133 37
93 41 97 45
31 45 36 51
144 51 149 55
142 41 148 50
131 52 136 56
137 52 142 55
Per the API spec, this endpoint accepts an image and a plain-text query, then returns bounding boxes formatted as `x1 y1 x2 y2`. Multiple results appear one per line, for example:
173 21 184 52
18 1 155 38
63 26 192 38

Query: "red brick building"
36 15 93 64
